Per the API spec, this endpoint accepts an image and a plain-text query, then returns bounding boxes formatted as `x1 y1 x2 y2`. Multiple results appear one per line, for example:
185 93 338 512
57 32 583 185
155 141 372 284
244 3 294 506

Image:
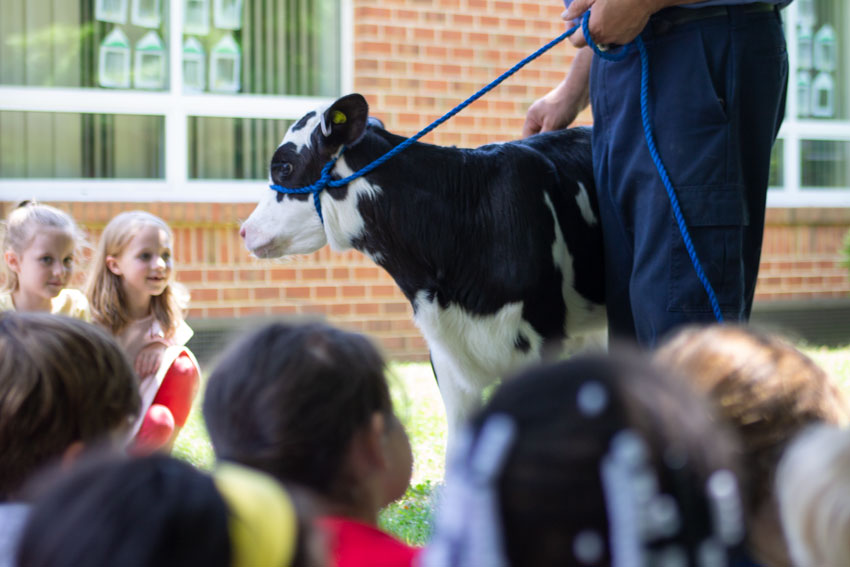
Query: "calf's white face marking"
241 107 331 258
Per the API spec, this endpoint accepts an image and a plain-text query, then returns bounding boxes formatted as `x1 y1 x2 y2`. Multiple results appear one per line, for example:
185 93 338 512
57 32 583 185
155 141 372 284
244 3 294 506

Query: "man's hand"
135 343 167 378
564 0 662 48
523 47 593 138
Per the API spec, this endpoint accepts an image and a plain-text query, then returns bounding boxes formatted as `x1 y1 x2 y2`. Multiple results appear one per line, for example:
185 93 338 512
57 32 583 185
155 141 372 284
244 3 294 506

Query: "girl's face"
6 228 75 303
107 224 173 307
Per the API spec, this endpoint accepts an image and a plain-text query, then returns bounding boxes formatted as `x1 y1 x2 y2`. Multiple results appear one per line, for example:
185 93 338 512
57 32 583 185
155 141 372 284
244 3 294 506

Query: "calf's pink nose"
239 227 246 239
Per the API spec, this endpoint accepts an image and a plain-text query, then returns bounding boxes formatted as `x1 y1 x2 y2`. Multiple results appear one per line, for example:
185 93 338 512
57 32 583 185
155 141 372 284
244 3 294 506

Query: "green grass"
175 345 850 547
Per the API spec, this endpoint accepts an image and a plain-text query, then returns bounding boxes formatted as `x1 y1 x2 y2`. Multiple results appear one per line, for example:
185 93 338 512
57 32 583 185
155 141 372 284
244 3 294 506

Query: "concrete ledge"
751 297 850 347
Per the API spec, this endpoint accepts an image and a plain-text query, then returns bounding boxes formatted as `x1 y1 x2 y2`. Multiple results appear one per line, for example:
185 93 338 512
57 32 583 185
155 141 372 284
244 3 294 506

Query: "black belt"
651 2 777 35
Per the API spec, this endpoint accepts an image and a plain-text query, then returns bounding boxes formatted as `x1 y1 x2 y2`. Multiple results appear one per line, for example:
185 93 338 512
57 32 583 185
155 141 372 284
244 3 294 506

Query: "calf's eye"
272 162 293 181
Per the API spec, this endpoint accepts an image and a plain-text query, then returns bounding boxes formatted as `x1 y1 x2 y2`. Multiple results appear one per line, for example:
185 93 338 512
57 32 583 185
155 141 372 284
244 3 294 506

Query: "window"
770 0 850 206
0 0 349 202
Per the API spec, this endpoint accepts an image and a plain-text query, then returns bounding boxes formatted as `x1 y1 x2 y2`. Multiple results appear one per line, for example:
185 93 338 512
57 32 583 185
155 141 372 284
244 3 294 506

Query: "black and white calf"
240 93 606 439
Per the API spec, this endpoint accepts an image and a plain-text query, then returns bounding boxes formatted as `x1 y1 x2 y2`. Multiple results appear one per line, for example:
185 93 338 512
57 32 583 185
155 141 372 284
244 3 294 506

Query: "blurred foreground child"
0 312 139 567
655 324 850 567
204 321 419 567
424 352 745 567
17 454 321 567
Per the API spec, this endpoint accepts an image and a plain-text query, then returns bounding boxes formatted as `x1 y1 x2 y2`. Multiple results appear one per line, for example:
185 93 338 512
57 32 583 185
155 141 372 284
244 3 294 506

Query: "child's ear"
4 249 21 274
60 441 86 469
105 255 122 276
364 412 388 469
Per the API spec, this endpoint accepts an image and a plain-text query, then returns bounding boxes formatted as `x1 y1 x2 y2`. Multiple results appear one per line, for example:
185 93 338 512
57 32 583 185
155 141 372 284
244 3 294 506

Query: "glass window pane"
0 110 164 179
188 116 292 179
800 139 850 189
794 0 846 119
0 0 169 90
768 139 784 189
182 0 341 96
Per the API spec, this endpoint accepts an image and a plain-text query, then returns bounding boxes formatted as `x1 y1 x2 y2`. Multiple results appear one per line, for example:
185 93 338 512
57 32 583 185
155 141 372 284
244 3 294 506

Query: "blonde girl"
87 210 200 454
1 201 90 319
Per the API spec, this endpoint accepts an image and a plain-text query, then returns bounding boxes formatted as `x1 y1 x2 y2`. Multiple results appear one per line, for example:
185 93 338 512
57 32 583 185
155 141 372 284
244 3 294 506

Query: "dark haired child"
424 352 745 567
0 312 139 567
16 454 320 567
203 321 418 567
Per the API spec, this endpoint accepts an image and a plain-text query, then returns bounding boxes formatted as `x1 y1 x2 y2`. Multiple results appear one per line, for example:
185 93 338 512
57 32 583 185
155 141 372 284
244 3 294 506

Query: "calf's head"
240 94 369 258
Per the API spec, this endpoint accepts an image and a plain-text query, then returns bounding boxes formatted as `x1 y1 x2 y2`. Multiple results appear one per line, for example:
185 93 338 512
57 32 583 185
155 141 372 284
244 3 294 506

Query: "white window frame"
0 0 353 203
768 1 850 207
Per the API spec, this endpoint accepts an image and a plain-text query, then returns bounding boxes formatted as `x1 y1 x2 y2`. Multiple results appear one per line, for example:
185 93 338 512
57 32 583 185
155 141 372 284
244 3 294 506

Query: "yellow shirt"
0 289 91 322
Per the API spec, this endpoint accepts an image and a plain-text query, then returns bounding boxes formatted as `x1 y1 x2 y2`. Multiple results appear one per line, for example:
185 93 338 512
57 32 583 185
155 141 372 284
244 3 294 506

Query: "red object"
318 516 422 567
131 353 199 454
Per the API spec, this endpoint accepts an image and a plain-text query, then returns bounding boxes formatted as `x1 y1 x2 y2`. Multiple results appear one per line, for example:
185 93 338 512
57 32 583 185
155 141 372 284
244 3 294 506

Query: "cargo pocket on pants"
667 185 749 314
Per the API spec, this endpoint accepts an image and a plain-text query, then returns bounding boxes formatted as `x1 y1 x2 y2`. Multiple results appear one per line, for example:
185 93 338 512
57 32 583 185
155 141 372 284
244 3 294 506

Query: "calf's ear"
321 93 369 149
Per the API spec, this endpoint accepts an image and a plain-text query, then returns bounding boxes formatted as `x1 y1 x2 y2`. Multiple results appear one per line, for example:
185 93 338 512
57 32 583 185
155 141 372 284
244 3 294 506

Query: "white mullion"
0 179 267 203
341 0 354 93
166 0 187 193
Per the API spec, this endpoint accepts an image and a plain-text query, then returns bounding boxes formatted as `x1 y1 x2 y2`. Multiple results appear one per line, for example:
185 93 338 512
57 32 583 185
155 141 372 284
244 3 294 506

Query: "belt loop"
727 4 746 27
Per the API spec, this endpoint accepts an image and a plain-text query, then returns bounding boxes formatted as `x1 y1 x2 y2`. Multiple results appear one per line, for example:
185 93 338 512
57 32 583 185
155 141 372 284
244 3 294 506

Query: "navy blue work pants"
590 5 788 347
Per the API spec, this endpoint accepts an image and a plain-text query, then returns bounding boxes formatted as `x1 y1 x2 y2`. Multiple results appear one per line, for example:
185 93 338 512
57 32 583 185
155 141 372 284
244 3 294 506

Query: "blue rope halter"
270 11 723 323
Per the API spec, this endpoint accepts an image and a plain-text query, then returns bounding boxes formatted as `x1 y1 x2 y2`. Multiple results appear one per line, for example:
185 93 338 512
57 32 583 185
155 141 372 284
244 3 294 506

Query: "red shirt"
318 516 422 567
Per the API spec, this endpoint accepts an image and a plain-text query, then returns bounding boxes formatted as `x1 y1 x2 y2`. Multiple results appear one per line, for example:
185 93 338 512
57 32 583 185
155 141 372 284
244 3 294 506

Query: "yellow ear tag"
332 110 347 125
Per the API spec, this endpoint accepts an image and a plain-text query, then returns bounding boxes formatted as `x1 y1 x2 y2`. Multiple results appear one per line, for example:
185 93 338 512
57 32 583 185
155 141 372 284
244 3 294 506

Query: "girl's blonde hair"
1 201 86 293
86 211 187 336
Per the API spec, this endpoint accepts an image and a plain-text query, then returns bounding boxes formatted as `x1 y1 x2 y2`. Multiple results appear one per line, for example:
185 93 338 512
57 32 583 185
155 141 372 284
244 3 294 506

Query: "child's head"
87 210 183 333
776 424 850 567
17 454 317 567
0 312 140 499
654 324 850 516
425 352 743 567
203 321 412 516
1 201 85 300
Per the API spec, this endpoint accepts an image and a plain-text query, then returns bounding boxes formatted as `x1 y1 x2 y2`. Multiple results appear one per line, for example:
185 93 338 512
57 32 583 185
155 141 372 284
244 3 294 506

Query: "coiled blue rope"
272 10 723 323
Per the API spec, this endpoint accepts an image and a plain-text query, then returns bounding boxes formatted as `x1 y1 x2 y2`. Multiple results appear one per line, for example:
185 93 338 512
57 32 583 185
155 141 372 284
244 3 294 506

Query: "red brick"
354 267 380 280
385 302 410 314
207 270 235 283
238 269 265 282
238 306 269 317
330 303 352 316
355 303 380 315
254 287 280 301
332 267 350 280
178 269 203 283
191 288 219 302
301 268 328 281
223 288 250 301
270 268 297 282
316 286 338 299
342 285 367 298
207 307 236 318
285 287 311 299
271 305 297 315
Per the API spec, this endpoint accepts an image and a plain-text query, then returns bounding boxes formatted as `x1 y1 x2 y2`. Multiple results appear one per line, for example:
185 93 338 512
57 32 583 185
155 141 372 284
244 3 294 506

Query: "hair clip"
578 380 609 417
706 469 744 546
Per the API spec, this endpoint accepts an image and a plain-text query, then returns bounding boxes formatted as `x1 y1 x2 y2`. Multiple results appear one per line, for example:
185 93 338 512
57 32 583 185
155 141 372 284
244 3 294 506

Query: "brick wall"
756 208 850 302
353 0 593 144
